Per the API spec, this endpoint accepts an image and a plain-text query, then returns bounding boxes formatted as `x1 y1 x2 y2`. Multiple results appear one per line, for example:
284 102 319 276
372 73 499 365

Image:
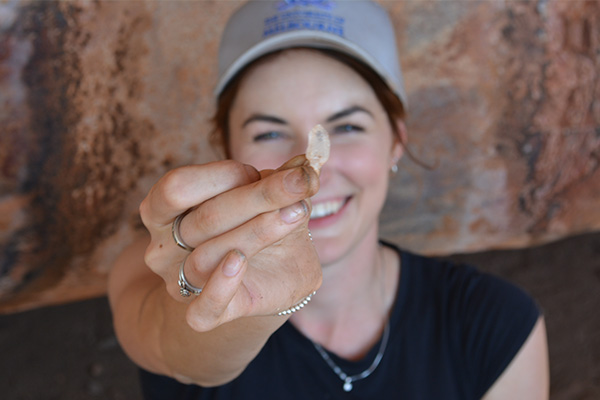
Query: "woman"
109 1 549 398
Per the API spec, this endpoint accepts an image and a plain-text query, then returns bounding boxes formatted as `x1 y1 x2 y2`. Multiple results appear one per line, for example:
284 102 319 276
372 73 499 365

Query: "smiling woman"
108 1 549 399
227 48 401 268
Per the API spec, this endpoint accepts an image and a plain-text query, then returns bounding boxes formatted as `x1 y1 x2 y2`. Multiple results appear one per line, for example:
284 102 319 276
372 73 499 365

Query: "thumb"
185 249 248 332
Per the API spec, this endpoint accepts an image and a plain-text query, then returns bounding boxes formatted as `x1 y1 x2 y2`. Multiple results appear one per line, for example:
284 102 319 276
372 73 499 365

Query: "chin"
312 235 352 267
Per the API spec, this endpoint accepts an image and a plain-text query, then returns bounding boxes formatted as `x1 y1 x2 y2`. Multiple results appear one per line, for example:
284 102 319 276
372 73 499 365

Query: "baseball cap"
215 0 407 108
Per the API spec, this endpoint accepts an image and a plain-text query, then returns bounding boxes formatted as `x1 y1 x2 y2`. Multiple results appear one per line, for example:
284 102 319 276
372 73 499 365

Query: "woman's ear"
391 118 407 167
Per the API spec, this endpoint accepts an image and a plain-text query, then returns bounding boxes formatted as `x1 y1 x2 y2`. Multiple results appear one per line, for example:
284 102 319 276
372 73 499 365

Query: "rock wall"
382 0 600 253
0 0 598 312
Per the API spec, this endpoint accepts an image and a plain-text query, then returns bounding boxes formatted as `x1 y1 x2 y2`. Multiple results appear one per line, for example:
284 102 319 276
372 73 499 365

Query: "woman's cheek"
340 144 389 183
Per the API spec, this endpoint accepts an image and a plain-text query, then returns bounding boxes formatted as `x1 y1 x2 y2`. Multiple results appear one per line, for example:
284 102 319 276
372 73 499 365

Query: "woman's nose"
292 136 309 160
314 143 336 186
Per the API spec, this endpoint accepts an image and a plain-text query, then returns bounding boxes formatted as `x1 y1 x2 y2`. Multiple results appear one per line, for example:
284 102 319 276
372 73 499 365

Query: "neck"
316 229 384 316
290 227 398 359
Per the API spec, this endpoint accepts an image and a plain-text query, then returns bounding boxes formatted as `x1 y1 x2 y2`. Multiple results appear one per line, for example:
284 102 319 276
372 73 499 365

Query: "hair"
210 48 427 167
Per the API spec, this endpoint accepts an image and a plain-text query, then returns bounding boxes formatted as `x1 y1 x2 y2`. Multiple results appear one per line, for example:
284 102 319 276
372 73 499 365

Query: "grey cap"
215 0 407 108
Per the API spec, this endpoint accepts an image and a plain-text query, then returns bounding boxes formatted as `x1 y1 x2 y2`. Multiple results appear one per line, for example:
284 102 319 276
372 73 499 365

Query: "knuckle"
187 249 213 280
219 160 252 186
249 216 276 243
301 166 320 196
143 241 162 271
138 198 151 227
159 170 189 210
193 201 223 235
187 252 205 275
258 181 279 208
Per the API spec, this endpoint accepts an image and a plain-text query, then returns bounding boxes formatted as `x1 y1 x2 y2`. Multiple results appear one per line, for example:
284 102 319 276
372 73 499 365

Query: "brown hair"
210 48 425 166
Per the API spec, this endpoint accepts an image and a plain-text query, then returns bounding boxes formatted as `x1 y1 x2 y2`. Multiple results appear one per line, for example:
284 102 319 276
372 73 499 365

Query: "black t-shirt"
140 246 540 399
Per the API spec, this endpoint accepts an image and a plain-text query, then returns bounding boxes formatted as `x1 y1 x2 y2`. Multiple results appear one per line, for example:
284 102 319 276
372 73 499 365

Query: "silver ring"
178 259 203 297
172 209 195 252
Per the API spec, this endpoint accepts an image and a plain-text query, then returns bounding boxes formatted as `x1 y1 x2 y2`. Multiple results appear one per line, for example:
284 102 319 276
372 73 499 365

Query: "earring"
391 164 398 174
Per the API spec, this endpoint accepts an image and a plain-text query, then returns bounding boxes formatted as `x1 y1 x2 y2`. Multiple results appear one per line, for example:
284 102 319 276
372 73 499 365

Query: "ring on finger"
178 257 203 297
172 209 195 252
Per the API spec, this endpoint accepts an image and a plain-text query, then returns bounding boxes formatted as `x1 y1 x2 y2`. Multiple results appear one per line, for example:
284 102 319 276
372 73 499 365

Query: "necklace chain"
311 320 390 392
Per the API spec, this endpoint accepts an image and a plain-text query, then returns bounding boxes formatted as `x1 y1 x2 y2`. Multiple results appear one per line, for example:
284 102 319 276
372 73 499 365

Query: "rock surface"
0 1 598 311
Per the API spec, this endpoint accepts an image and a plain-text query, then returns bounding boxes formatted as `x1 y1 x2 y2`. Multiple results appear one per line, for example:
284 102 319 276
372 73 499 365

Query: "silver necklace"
311 320 390 392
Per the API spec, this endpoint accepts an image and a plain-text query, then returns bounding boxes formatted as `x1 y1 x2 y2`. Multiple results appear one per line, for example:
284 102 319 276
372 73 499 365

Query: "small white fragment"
306 124 330 174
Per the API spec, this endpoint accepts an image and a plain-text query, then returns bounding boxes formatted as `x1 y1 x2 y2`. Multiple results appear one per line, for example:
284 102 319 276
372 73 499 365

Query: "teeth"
310 200 344 219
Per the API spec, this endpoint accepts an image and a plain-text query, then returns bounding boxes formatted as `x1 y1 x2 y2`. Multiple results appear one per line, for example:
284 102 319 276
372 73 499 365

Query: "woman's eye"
253 131 282 142
333 124 364 134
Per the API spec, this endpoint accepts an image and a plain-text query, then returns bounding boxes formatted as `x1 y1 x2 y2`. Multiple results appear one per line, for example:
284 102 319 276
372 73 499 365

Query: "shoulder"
395 247 539 319
388 244 542 397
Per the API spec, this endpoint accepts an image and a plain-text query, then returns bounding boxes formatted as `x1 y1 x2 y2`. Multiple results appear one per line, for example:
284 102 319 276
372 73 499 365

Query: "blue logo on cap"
277 0 336 12
266 1 343 38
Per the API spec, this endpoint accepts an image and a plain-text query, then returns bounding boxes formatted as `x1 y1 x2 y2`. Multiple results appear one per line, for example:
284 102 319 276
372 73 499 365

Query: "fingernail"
222 249 245 277
283 168 309 194
244 164 259 181
280 201 308 224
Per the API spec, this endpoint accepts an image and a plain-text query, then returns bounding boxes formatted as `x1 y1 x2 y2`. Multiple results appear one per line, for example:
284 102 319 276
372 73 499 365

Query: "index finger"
140 160 260 228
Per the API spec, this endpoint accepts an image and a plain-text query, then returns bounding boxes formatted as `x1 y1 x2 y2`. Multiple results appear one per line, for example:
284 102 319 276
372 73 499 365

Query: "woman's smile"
310 197 348 220
308 196 352 231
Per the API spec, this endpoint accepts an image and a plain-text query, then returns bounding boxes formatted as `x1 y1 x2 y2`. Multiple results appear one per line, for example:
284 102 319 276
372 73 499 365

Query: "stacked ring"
172 210 195 252
178 259 203 297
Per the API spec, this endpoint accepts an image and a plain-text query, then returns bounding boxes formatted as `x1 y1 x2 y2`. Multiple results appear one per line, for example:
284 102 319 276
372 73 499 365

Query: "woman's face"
228 49 402 265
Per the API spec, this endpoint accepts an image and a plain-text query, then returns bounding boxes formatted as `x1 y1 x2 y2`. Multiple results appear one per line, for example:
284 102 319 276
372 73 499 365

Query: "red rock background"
382 0 600 252
0 1 599 399
0 0 233 311
2 0 597 313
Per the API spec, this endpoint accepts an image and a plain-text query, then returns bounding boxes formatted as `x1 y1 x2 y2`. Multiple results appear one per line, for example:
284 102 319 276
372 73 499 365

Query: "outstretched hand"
139 155 322 332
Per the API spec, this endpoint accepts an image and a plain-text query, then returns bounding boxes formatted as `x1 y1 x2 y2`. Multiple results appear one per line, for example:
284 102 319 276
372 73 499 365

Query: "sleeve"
457 267 541 398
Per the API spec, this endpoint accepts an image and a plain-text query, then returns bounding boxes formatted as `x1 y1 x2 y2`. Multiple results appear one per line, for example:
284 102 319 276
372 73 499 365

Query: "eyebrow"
241 105 373 128
326 105 373 122
242 114 287 128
